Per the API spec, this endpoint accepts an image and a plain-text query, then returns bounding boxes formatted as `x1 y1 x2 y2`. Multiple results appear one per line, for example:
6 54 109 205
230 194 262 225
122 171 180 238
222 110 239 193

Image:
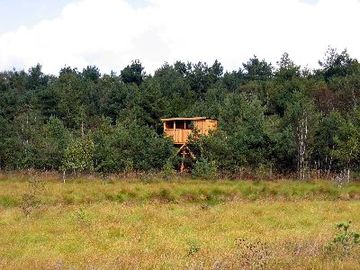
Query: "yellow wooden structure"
161 117 218 145
161 117 218 172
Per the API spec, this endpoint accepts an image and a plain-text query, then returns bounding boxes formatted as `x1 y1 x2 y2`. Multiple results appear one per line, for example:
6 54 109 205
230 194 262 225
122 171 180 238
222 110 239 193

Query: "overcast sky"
0 0 359 75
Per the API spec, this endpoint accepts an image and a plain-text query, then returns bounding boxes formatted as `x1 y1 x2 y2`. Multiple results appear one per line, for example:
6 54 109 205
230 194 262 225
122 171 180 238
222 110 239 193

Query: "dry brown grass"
0 173 359 269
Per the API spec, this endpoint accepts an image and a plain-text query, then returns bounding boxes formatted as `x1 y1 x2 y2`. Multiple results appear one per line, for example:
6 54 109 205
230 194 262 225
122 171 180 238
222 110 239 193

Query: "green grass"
0 173 360 269
1 175 359 207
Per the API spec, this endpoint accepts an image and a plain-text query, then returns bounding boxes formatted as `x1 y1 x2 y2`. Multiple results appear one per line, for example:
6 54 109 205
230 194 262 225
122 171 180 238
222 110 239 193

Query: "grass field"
0 173 360 269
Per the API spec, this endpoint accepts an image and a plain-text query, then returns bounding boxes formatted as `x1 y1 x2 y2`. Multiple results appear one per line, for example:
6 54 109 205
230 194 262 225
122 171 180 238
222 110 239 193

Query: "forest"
0 47 360 180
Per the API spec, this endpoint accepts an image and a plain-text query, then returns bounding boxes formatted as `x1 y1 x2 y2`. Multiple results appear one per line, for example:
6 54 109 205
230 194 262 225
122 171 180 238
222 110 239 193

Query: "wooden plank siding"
164 129 192 145
161 117 218 145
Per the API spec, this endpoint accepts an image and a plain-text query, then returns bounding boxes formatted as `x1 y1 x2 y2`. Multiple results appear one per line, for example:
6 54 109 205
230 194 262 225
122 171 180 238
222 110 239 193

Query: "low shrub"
187 240 201 256
331 221 360 256
192 158 217 179
0 195 19 207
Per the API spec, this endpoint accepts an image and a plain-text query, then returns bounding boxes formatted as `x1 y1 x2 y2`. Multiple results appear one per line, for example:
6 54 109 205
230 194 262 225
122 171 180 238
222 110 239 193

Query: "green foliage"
120 59 145 85
192 158 217 179
37 117 70 170
1 49 360 177
62 135 95 173
110 122 169 172
318 47 358 81
91 121 174 173
0 116 20 170
243 55 273 81
187 240 201 256
161 159 176 180
0 195 18 207
331 112 360 171
333 221 360 245
331 221 360 256
82 65 101 81
275 52 300 81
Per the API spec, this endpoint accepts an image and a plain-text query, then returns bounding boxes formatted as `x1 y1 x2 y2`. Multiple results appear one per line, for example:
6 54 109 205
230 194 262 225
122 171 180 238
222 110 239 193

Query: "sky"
0 0 359 75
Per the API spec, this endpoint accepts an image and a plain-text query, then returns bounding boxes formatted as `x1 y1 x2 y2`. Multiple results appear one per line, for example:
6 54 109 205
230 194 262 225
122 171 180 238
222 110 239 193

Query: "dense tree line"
1 48 360 179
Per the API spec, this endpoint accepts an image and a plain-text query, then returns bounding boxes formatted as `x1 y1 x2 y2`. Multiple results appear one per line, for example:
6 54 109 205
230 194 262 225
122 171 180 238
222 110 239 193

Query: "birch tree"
285 91 318 180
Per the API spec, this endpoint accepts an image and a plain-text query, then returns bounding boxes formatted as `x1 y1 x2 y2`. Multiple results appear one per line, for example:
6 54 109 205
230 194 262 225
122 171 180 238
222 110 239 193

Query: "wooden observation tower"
161 117 218 172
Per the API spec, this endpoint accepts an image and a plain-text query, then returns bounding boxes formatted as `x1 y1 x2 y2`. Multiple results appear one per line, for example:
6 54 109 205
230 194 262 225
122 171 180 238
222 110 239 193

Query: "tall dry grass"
0 173 359 269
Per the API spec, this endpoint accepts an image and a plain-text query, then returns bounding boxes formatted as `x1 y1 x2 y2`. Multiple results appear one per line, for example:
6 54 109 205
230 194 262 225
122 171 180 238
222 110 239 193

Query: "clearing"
0 174 359 269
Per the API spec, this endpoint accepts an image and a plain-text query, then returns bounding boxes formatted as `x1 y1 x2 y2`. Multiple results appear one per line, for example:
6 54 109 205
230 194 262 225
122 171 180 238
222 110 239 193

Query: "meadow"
0 173 360 269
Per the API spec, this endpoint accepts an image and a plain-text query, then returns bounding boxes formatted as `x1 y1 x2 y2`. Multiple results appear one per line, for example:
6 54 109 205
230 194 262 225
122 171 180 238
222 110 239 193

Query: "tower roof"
161 117 209 122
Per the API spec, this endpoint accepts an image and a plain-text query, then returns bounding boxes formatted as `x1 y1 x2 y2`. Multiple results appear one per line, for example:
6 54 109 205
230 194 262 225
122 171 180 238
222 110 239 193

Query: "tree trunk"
297 113 308 180
346 168 350 182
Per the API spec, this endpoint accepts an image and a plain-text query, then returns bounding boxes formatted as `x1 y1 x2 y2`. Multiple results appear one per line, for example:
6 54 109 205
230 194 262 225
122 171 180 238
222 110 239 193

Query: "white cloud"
0 0 359 74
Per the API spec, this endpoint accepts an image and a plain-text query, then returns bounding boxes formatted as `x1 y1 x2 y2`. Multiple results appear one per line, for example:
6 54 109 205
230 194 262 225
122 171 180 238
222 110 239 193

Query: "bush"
332 221 360 256
62 135 95 173
192 158 217 179
0 195 19 207
161 159 176 180
93 122 174 173
20 178 44 217
187 240 201 256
